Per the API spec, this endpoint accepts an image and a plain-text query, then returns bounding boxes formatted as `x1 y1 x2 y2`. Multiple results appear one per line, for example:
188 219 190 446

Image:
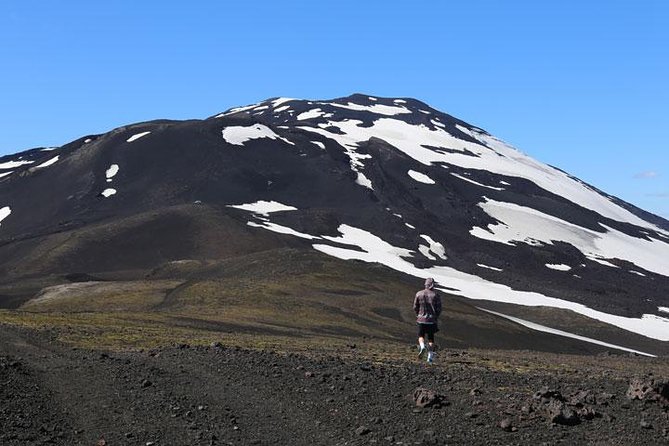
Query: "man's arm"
413 293 420 315
434 293 442 318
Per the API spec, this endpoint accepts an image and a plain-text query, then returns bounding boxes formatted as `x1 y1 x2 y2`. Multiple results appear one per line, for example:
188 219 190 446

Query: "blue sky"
1 1 667 217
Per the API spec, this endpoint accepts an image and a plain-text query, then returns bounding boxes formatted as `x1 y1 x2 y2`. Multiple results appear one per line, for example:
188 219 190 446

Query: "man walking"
414 277 442 364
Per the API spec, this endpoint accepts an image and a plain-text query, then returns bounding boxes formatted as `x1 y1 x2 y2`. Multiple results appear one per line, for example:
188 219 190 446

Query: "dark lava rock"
547 399 580 426
410 387 446 409
626 377 669 403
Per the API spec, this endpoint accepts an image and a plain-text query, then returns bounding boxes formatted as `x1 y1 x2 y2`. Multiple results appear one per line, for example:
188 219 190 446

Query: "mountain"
0 94 667 355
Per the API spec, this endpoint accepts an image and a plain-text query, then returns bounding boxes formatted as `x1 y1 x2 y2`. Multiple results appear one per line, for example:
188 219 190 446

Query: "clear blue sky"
1 1 667 218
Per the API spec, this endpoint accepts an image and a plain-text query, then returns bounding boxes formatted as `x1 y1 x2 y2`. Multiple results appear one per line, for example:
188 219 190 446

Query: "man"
414 277 442 364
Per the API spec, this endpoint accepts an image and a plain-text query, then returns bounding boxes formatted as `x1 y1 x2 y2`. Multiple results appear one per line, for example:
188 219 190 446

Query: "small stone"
141 379 153 388
640 420 652 429
499 418 513 432
355 426 371 436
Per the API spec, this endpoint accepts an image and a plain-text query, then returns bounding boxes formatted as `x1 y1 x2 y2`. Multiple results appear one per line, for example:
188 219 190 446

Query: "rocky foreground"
1 324 668 446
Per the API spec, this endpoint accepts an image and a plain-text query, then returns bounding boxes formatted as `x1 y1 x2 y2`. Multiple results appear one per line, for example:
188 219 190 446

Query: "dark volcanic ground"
1 324 668 446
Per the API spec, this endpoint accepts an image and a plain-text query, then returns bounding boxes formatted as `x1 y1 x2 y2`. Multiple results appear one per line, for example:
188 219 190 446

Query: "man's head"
424 277 435 289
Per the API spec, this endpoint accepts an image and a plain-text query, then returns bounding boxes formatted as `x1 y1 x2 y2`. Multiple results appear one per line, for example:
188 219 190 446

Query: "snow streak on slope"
34 156 59 169
0 160 33 169
470 198 669 277
127 131 151 143
477 308 655 357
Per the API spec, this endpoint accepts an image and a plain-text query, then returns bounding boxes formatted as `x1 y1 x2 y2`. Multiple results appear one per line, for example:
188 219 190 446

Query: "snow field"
470 198 669 277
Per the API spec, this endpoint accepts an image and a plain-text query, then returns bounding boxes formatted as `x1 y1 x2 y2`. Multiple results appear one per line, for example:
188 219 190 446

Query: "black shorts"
417 323 438 341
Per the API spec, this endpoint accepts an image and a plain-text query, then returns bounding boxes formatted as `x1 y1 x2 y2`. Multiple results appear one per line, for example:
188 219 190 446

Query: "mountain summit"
1 94 667 354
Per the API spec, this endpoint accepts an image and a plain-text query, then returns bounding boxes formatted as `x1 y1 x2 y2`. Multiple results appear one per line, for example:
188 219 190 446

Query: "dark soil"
1 324 668 446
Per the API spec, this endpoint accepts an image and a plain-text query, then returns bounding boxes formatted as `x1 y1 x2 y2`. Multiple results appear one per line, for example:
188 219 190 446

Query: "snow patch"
418 245 436 260
431 119 445 128
405 223 416 229
477 308 655 357
222 124 294 146
0 171 13 179
84 139 92 143
420 234 447 259
659 307 669 314
0 206 10 225
630 270 646 277
106 164 119 180
101 188 116 198
126 131 151 142
545 263 572 271
41 147 58 151
408 170 435 184
227 200 297 217
311 141 325 149
34 156 59 169
297 109 324 120
274 105 290 113
271 97 295 108
0 160 34 169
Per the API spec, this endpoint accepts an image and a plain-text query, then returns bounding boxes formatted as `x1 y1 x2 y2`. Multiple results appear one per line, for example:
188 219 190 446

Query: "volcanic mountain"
0 94 667 356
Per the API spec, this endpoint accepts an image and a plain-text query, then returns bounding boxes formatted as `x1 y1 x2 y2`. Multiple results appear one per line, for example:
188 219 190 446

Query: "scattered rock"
355 426 370 436
141 379 153 388
499 418 513 431
627 378 669 404
640 420 652 429
410 387 446 409
546 399 580 426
